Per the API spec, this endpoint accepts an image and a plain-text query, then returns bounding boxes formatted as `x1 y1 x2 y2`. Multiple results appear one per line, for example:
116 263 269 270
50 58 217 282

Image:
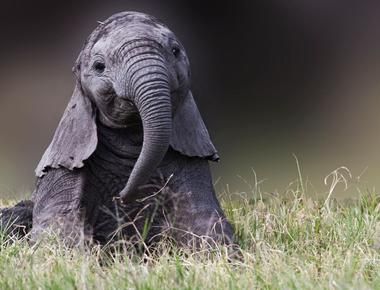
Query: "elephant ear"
35 82 98 177
170 91 219 161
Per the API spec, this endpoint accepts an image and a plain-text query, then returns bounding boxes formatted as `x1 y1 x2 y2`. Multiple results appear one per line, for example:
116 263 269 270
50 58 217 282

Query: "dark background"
1 0 380 198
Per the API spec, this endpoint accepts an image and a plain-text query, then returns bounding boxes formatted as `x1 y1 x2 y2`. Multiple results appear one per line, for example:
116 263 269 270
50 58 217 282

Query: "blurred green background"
1 0 380 199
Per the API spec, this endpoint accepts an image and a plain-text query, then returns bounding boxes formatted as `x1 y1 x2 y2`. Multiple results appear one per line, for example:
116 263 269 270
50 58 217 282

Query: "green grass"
1 166 380 289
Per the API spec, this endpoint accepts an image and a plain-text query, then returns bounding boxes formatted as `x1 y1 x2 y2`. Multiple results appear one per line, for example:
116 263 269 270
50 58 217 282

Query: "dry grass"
0 166 380 289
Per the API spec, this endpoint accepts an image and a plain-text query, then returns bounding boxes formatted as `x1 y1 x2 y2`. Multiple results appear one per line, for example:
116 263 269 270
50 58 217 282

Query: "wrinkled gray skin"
1 12 234 249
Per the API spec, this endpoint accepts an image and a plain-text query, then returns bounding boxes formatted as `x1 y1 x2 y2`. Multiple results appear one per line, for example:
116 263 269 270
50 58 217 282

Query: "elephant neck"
96 122 143 159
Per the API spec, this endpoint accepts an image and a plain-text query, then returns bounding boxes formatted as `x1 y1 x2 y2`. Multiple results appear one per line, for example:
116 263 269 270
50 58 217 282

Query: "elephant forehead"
104 11 167 30
93 24 172 50
91 12 173 47
88 25 174 62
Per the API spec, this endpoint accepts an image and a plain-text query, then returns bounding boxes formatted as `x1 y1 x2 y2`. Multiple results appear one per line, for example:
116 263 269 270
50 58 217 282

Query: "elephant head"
35 12 218 203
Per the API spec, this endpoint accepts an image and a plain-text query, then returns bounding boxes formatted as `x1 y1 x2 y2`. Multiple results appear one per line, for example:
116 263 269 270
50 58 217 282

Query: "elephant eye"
172 46 180 58
93 61 106 73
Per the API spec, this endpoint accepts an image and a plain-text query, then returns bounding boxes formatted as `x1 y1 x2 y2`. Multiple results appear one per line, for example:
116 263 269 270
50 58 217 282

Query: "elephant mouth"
99 111 142 129
97 95 143 129
125 114 142 127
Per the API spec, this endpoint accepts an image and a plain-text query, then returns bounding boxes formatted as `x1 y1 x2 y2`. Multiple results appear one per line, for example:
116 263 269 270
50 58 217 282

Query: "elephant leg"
167 157 235 249
169 198 242 259
31 168 91 245
169 195 234 248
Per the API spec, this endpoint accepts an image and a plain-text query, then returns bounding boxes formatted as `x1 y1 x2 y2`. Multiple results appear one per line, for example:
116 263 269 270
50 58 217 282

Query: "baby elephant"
1 11 234 249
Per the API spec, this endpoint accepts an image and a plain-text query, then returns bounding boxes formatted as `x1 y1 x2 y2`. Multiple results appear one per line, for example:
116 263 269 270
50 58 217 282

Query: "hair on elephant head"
35 12 219 203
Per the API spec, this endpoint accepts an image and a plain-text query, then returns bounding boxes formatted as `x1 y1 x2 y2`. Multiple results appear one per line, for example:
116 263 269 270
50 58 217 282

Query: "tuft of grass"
1 167 380 289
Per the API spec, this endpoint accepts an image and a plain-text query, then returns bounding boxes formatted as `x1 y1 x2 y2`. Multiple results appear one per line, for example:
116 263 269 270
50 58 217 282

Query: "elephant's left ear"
170 91 219 161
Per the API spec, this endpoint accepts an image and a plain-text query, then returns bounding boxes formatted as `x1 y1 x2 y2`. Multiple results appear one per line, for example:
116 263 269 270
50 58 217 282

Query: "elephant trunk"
119 41 172 202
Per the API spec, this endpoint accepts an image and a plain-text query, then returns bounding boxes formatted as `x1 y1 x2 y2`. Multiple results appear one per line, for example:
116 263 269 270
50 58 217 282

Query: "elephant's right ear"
35 82 98 177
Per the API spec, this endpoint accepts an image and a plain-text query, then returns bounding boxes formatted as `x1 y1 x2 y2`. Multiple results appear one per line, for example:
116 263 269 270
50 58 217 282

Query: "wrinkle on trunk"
119 41 172 202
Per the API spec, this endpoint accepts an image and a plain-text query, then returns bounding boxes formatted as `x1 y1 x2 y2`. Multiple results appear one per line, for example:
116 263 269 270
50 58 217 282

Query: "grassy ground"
1 166 380 289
